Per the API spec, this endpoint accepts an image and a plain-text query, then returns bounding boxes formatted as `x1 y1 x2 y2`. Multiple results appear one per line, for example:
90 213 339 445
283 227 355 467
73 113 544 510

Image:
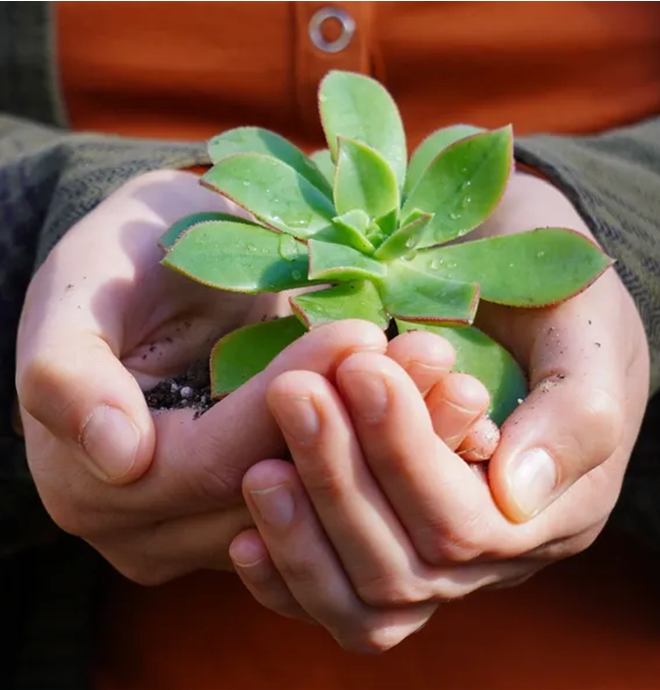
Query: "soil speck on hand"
145 360 213 418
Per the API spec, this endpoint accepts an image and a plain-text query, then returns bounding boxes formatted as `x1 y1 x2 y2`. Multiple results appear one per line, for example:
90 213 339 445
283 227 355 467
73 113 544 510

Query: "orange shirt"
54 3 660 689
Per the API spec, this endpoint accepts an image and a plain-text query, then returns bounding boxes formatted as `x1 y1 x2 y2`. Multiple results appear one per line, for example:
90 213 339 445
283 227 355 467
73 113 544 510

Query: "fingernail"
272 395 319 445
80 406 140 482
344 371 389 422
250 484 295 529
509 448 557 518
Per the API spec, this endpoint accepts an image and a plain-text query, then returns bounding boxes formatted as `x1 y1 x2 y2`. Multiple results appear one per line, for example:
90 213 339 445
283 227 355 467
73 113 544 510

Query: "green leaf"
380 263 479 325
395 321 527 425
374 212 433 261
310 149 335 187
208 127 332 197
319 71 407 191
409 228 613 307
330 210 375 254
308 239 387 282
404 125 484 199
291 281 389 329
202 153 336 239
159 212 256 251
334 137 399 221
162 220 312 293
402 127 513 248
211 316 307 397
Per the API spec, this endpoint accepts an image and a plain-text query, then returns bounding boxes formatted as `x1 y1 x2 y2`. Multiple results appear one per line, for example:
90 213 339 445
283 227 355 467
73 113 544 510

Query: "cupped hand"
15 170 391 584
228 172 650 653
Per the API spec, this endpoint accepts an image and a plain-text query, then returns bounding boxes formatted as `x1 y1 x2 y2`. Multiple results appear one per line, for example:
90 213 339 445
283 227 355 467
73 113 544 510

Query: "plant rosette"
159 70 612 425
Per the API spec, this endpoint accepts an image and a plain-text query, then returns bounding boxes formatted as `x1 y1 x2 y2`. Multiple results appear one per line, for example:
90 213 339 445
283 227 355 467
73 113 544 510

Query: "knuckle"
189 451 244 504
44 501 90 538
356 575 423 609
581 389 623 459
338 624 404 656
301 465 346 504
418 514 487 565
113 559 172 587
17 356 57 422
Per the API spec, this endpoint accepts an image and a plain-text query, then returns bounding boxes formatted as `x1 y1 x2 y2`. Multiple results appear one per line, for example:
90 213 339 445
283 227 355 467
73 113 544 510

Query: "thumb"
17 332 155 485
487 312 626 523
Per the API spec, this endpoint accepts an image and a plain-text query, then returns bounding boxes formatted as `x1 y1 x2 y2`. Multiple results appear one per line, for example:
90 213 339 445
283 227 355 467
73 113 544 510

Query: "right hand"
14 170 389 584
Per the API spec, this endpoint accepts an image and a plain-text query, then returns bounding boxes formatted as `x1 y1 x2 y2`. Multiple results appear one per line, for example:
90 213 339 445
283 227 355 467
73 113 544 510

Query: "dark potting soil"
144 360 214 417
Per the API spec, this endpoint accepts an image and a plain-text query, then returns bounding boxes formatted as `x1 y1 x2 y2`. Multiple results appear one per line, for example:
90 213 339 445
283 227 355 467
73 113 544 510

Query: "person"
1 2 658 689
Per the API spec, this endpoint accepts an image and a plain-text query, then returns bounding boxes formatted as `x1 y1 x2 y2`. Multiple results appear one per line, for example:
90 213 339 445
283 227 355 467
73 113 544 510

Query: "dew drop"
461 196 472 209
449 211 461 220
247 243 258 253
536 251 546 258
430 259 440 270
405 236 417 249
242 180 251 187
292 269 303 280
278 234 299 262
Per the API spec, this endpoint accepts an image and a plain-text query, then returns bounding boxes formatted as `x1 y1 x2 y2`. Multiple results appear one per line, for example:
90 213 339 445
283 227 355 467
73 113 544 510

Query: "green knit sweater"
0 4 658 688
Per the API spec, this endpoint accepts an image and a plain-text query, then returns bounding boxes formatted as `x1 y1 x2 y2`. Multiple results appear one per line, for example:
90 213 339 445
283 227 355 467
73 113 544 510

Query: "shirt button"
308 6 356 54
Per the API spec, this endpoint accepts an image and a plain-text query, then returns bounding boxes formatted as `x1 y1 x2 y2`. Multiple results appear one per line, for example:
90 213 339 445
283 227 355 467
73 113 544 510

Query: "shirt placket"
293 1 374 142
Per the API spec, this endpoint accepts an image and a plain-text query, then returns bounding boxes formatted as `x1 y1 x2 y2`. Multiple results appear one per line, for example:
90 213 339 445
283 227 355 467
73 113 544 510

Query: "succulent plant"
161 71 611 424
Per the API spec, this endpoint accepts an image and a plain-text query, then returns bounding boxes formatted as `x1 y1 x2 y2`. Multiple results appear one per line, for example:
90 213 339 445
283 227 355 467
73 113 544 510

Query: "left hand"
227 173 650 653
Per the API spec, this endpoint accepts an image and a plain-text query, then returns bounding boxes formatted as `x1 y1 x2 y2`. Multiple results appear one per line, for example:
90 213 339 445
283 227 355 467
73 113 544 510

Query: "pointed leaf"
319 71 407 190
202 153 336 239
308 239 387 282
162 220 311 293
375 208 399 238
159 212 256 250
334 137 399 220
330 210 375 254
404 124 484 199
310 149 335 187
380 264 479 325
211 317 307 397
402 127 513 248
395 321 527 424
291 281 389 329
409 228 613 307
208 127 332 197
374 212 433 261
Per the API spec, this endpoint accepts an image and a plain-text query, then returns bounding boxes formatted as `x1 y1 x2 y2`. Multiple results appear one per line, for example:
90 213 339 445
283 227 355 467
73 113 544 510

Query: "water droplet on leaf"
449 211 461 220
278 234 299 262
536 251 546 258
292 269 303 280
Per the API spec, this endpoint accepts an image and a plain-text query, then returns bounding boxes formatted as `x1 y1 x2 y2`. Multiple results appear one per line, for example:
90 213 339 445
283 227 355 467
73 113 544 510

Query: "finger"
267 370 427 605
268 370 534 589
335 352 496 566
457 417 500 462
425 373 490 450
230 529 314 623
43 319 388 532
242 460 436 653
487 294 626 523
16 172 238 485
93 503 254 586
18 335 156 485
385 330 455 395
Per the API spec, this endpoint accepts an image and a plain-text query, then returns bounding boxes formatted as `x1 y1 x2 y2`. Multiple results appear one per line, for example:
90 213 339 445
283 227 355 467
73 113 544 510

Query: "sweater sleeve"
0 113 208 557
515 117 660 395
